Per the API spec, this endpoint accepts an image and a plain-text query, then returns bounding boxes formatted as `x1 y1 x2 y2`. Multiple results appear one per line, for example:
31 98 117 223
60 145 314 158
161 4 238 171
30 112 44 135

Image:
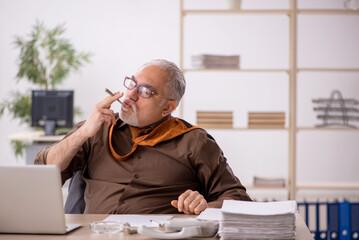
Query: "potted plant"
0 21 92 157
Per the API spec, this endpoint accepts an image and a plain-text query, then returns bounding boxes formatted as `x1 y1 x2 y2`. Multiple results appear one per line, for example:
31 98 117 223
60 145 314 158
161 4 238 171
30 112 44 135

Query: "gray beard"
119 105 139 127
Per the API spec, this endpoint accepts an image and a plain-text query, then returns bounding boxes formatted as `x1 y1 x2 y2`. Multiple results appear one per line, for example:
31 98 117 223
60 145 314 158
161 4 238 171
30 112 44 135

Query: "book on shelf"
196 111 233 129
197 123 233 129
253 176 286 188
248 119 285 124
191 54 240 69
197 111 233 119
197 118 233 124
248 124 285 129
248 112 285 128
248 112 285 119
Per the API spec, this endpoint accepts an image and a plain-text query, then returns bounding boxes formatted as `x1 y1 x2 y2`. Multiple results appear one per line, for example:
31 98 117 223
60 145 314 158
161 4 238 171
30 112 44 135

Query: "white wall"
0 0 359 192
0 0 180 165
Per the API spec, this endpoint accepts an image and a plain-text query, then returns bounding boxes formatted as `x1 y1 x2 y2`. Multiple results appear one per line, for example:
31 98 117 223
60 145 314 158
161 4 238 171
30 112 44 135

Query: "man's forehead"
135 65 169 84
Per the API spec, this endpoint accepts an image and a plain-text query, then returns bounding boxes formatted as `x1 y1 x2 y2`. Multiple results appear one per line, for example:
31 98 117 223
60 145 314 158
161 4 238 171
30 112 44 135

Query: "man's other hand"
171 190 208 215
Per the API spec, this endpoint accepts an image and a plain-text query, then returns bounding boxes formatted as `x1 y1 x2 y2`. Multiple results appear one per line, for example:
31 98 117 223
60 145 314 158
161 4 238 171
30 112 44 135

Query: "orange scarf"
109 117 198 161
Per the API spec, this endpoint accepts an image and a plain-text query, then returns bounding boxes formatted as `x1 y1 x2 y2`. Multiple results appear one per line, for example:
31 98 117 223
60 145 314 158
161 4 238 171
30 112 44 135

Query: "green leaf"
12 21 92 89
0 91 31 124
10 140 27 158
3 20 93 158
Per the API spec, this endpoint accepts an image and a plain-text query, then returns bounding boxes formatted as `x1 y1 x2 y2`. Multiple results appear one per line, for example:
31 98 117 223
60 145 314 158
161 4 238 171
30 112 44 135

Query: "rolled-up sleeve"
34 121 88 184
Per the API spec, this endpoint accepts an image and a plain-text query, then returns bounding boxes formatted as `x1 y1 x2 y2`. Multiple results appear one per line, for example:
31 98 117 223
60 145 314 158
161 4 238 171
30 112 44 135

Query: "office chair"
64 170 86 214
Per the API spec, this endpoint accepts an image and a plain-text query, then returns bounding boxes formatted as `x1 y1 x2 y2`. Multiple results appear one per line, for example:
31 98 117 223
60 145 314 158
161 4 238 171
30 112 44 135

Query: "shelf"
183 68 289 73
297 127 359 132
298 68 359 72
184 67 359 73
183 9 291 16
7 130 65 143
180 0 359 200
298 9 359 15
246 184 288 190
183 9 359 16
297 182 359 190
201 127 289 131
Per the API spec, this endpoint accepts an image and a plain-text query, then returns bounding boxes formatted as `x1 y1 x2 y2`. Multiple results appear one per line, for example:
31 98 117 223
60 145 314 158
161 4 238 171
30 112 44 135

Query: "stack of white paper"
219 200 297 240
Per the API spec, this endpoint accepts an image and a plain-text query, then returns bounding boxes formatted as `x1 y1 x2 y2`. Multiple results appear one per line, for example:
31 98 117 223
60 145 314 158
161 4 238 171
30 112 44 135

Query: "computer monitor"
31 90 74 135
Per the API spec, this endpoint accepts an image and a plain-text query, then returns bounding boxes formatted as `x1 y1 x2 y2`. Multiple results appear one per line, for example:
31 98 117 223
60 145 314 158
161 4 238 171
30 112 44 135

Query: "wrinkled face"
119 65 176 127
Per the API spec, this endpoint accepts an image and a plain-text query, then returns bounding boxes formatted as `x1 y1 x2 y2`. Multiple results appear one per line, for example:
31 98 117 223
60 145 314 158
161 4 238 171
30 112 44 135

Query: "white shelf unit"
295 2 359 201
179 0 359 200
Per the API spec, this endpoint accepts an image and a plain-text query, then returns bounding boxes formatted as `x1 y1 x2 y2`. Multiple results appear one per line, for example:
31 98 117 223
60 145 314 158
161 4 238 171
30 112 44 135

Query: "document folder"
350 202 358 240
317 202 327 240
339 201 351 240
328 202 339 240
307 202 318 240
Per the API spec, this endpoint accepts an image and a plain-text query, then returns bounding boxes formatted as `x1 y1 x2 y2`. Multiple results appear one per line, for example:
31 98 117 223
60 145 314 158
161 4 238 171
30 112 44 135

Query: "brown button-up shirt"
34 116 251 214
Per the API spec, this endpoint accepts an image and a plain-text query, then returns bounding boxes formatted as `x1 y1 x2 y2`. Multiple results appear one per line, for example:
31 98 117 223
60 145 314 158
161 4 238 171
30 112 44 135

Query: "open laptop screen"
0 165 80 234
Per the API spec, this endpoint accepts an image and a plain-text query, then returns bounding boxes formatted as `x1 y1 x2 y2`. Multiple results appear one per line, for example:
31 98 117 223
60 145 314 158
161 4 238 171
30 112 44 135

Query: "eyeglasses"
123 76 174 100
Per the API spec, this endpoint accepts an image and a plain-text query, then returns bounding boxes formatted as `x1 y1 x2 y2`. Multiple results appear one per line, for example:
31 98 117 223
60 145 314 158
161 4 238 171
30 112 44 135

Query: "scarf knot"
109 117 198 161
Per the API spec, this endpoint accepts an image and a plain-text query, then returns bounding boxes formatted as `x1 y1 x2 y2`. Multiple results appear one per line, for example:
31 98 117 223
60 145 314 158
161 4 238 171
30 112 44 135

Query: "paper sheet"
104 215 173 227
196 208 221 221
219 200 297 240
221 200 297 215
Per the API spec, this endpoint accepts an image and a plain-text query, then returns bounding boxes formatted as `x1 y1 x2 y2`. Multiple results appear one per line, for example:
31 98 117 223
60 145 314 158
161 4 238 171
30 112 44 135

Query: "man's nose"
127 86 139 101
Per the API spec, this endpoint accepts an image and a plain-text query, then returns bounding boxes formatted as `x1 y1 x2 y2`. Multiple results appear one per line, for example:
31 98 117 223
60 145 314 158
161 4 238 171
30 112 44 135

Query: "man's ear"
162 100 178 117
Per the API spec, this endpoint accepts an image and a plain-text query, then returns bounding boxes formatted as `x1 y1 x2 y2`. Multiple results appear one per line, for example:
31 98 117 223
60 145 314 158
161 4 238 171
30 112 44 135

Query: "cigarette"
105 88 123 105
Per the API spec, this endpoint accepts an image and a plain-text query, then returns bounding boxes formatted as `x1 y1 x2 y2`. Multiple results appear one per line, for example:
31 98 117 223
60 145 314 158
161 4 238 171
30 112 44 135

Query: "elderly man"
35 59 251 215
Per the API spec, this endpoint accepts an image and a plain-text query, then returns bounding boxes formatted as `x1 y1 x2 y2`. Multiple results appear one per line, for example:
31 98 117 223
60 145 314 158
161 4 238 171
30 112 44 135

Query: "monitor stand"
44 120 56 135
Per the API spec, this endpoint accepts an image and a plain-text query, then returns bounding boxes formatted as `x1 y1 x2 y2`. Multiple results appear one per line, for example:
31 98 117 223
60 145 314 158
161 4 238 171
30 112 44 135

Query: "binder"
307 202 318 240
351 202 359 240
298 202 313 238
317 202 328 240
339 200 351 240
328 202 340 240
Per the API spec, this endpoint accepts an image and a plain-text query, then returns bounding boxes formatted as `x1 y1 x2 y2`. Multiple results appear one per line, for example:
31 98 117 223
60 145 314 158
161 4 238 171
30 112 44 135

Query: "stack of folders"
219 200 297 240
298 200 359 240
191 54 240 69
248 112 285 129
196 111 233 129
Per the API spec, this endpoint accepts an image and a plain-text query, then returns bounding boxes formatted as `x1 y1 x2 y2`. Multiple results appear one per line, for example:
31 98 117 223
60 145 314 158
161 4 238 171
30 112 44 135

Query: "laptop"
0 165 81 234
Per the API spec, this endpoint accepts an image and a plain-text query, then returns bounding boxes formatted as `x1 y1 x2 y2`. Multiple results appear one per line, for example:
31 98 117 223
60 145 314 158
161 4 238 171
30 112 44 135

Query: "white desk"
8 130 65 142
8 130 65 164
0 214 313 240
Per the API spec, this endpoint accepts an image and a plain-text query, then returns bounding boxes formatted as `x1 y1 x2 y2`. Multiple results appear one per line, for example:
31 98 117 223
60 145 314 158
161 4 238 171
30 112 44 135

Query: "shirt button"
134 174 139 179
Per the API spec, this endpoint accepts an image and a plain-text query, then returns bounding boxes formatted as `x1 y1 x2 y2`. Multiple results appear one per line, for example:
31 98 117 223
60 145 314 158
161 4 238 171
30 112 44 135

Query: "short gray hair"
141 59 186 103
